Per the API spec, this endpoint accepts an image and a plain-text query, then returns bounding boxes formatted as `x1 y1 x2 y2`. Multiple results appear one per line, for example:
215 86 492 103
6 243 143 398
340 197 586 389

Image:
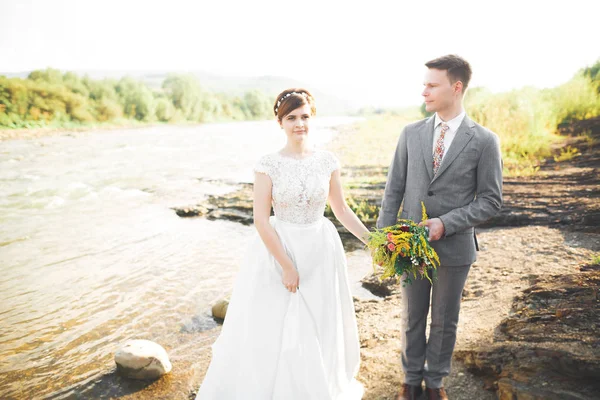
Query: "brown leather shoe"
397 383 423 400
426 387 448 400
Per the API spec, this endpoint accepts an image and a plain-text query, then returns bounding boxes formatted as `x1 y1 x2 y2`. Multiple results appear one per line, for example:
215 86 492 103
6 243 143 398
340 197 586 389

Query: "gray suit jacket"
376 115 503 266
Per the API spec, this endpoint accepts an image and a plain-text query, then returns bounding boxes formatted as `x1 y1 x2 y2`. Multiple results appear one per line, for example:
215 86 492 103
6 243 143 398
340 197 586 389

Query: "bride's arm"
253 172 299 292
328 169 370 245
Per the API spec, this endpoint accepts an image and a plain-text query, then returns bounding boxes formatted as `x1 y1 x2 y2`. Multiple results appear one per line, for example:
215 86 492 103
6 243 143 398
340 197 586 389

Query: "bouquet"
366 202 440 285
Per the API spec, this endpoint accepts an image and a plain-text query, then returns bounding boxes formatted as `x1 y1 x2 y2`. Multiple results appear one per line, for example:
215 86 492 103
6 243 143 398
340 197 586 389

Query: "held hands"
282 265 300 293
418 217 445 241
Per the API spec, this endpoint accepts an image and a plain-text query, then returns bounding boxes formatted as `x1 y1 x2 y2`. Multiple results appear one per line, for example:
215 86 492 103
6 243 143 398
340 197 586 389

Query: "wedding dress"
196 150 364 399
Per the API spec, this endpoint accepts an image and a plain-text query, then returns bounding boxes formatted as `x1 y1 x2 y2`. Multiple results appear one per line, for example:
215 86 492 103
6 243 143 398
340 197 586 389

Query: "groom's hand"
419 218 445 241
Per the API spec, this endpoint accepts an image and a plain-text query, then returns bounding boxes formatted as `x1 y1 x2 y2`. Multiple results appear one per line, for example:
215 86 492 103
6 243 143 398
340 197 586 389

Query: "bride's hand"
282 266 300 293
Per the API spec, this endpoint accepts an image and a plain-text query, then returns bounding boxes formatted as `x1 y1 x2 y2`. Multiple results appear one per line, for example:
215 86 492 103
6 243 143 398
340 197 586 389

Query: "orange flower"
387 243 396 251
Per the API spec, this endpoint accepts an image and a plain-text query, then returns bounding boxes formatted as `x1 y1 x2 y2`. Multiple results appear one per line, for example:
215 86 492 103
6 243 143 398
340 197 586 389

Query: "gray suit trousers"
400 265 470 388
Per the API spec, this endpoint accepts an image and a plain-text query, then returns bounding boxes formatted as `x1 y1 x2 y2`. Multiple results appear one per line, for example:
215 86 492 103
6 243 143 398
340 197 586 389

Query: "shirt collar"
434 110 466 132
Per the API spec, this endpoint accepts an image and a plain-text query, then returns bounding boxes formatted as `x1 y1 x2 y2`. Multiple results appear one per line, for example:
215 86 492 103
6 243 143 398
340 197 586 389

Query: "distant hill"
1 69 357 116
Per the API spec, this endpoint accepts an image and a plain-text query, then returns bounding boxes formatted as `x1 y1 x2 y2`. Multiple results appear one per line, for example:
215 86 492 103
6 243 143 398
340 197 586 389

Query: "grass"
465 86 561 173
332 112 420 169
577 130 597 147
0 117 157 134
553 146 581 163
503 163 541 177
325 197 379 227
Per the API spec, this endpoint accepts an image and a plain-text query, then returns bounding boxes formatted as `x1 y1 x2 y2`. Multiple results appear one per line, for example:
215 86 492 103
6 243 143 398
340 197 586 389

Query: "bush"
94 97 123 121
551 74 600 125
154 97 176 122
466 86 559 167
116 77 156 121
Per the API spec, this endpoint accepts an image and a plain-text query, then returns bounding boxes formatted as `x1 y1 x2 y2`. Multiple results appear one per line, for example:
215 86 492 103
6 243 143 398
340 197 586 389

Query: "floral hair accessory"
274 92 309 115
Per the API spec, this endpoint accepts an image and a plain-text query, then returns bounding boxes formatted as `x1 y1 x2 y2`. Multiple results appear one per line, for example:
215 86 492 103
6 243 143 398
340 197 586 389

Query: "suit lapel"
431 116 475 183
420 116 435 181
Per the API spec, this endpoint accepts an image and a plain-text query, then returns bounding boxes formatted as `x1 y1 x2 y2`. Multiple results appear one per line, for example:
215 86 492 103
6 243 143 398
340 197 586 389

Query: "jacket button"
428 191 434 196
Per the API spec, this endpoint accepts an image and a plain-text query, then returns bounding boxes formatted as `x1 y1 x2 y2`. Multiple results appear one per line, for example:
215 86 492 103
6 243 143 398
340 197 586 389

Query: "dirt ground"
353 226 599 399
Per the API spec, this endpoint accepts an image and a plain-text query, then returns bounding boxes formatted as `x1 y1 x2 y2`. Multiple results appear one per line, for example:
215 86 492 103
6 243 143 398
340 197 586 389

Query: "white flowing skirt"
196 216 364 399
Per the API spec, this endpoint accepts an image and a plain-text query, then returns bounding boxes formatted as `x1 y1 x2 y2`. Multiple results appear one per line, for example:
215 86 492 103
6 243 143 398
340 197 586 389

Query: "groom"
377 55 503 400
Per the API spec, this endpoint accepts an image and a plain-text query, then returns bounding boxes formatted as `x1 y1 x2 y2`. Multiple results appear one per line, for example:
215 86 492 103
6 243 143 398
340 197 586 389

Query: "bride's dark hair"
273 89 316 121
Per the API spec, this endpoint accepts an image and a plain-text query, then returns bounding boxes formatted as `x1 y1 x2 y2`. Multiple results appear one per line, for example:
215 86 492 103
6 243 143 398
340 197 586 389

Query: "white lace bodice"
254 150 340 224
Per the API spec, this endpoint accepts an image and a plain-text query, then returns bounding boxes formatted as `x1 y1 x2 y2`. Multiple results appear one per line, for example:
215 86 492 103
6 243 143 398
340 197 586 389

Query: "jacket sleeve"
377 127 408 228
439 132 503 235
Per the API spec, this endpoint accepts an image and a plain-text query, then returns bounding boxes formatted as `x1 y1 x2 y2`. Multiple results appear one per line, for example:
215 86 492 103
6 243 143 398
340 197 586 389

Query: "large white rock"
114 339 172 380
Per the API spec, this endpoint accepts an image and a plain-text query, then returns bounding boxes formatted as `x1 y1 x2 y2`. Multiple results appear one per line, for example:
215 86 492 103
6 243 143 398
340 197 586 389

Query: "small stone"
556 308 572 318
361 271 398 297
212 298 230 320
115 339 172 380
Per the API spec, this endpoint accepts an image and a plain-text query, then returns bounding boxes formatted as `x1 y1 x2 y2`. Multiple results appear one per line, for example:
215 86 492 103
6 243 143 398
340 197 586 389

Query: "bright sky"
1 0 598 108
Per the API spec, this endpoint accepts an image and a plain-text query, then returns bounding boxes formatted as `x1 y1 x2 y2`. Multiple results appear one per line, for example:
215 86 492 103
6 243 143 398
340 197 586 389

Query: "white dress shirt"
432 110 466 161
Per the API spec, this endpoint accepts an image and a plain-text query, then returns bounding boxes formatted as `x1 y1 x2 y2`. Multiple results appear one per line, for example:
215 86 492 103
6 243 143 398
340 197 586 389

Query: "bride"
196 89 370 399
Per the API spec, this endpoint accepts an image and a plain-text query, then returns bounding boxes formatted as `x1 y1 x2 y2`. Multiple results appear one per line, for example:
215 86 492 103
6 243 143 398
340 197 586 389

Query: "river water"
0 118 375 399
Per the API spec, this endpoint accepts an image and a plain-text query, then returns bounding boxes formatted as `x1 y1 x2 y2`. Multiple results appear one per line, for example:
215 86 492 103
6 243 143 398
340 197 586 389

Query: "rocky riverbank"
0 121 161 141
455 262 600 400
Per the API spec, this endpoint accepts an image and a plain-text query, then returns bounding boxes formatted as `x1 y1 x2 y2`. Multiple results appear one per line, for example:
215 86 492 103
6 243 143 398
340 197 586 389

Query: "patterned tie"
433 122 449 175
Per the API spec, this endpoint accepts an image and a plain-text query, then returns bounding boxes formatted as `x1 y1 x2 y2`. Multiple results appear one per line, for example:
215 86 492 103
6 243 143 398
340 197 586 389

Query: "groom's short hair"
425 55 472 92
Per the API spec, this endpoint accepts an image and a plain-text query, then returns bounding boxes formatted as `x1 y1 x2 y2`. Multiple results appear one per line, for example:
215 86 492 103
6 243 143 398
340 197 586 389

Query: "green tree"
116 77 155 121
582 59 600 92
84 77 119 101
28 68 63 84
162 74 204 121
94 97 123 121
63 72 89 98
243 90 271 119
154 97 176 122
419 102 433 118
